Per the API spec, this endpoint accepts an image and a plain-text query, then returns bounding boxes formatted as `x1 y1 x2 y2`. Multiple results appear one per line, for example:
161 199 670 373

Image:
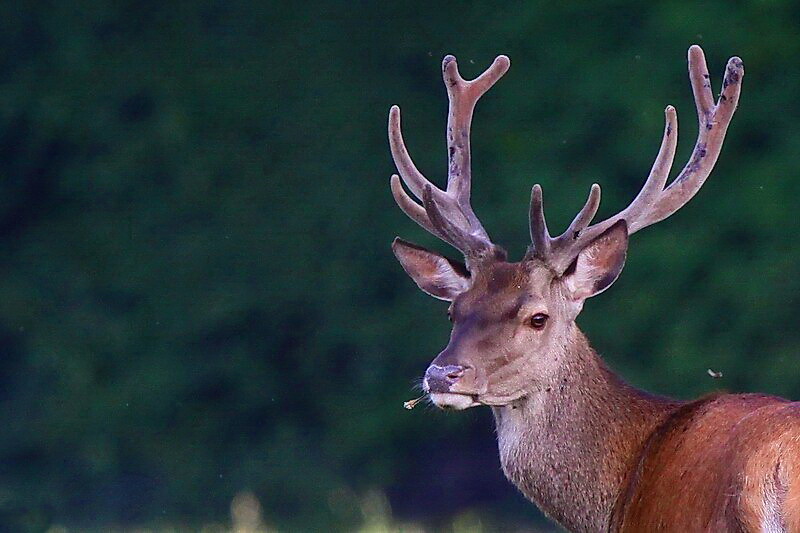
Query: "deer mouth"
429 392 481 410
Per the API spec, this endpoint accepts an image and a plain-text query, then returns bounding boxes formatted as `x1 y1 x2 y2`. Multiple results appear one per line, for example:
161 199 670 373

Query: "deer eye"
529 313 549 329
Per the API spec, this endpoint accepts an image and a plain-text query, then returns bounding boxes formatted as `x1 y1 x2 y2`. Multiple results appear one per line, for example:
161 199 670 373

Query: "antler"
389 55 510 259
527 45 744 272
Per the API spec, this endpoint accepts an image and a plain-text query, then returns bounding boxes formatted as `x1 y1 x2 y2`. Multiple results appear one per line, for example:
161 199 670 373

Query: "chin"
429 392 480 410
475 392 527 407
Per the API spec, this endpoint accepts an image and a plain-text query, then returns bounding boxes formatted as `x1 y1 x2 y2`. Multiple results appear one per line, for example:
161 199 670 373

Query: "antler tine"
528 185 551 259
571 183 603 233
688 45 716 120
538 45 742 273
555 183 602 245
388 55 510 259
388 105 437 201
389 175 443 240
647 48 743 224
443 55 510 200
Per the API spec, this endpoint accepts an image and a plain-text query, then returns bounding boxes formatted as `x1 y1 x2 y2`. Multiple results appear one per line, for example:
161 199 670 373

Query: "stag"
388 46 800 532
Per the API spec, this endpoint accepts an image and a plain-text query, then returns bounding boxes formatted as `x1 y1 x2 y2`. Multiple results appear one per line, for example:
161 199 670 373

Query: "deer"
387 46 800 532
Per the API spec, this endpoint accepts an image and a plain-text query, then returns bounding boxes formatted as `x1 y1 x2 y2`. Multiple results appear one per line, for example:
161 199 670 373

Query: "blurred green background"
1 1 799 531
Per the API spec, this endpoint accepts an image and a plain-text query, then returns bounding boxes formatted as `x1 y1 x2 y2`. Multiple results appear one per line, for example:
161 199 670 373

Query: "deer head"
389 46 743 410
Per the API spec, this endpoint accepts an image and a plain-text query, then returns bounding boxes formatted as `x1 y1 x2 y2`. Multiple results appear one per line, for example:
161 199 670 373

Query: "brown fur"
612 396 800 531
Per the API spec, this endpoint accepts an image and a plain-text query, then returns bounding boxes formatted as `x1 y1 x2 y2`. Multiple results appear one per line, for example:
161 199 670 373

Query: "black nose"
424 364 466 393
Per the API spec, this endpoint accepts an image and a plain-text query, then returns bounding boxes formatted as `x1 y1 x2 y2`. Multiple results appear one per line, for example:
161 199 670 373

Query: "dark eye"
529 313 548 329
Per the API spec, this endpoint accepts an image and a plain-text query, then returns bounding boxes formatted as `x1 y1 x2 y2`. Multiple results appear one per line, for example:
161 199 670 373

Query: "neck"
492 327 680 533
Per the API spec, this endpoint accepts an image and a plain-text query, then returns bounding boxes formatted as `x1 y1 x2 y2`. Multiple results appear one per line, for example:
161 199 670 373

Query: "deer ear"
563 220 628 301
392 238 469 301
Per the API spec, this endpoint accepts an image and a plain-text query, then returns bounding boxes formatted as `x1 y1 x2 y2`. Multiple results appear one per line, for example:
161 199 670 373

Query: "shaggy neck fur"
492 327 680 532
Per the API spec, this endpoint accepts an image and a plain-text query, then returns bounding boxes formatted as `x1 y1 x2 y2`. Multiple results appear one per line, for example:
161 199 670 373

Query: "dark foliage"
1 1 799 529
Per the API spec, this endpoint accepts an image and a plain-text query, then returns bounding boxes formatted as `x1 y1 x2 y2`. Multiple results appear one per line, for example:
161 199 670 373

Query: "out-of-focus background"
1 1 799 531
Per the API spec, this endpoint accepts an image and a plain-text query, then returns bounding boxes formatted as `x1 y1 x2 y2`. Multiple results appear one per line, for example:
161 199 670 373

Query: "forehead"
464 260 555 301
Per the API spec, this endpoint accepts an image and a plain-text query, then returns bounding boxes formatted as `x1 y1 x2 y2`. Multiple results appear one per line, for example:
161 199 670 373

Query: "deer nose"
424 364 467 393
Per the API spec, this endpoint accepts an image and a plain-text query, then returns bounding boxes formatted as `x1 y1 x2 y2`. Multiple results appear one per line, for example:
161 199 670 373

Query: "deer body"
614 393 800 531
386 46 800 531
